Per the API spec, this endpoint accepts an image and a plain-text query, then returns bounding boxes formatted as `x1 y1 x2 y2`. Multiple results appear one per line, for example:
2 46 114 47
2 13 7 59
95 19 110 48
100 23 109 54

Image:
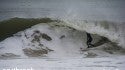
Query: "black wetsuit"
86 33 94 48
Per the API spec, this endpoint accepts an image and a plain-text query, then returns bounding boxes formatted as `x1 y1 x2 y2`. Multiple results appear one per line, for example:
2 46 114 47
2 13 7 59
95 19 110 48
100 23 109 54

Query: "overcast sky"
0 0 125 21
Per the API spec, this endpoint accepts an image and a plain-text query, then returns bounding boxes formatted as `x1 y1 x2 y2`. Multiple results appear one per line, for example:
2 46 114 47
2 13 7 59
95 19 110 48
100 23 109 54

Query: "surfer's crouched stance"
86 32 94 48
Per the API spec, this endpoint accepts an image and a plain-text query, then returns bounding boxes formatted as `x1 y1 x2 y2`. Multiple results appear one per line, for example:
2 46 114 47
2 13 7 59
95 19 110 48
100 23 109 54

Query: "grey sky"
0 0 125 21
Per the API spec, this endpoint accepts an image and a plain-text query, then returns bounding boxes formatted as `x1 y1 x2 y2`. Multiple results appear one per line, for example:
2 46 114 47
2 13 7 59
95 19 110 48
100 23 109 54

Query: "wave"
58 19 125 48
0 18 125 58
0 17 125 49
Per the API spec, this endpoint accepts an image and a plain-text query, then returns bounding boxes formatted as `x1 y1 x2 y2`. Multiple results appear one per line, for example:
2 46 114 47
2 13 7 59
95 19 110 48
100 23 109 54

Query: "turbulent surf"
0 18 125 59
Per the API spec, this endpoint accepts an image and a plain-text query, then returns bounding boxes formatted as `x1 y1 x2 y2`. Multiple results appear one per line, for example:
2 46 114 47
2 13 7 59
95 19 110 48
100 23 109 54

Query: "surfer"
86 32 94 48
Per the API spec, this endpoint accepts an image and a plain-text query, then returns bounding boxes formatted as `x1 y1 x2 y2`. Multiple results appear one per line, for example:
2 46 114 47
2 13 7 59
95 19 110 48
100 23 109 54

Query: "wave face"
0 18 56 41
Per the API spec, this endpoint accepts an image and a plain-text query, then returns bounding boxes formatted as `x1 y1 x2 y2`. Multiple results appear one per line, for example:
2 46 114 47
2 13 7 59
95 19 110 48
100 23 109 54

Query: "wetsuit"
86 33 94 48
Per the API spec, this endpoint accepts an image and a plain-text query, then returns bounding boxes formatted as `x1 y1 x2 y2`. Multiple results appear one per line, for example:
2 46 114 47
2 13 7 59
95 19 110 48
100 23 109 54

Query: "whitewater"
0 0 125 70
0 21 125 70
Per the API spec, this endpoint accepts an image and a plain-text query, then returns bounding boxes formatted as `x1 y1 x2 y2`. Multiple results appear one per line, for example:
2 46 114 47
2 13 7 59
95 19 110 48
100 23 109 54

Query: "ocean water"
0 1 125 69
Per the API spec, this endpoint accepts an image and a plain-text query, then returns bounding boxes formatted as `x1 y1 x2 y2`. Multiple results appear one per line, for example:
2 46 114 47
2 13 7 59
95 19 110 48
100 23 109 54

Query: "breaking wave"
60 19 125 48
0 17 125 49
